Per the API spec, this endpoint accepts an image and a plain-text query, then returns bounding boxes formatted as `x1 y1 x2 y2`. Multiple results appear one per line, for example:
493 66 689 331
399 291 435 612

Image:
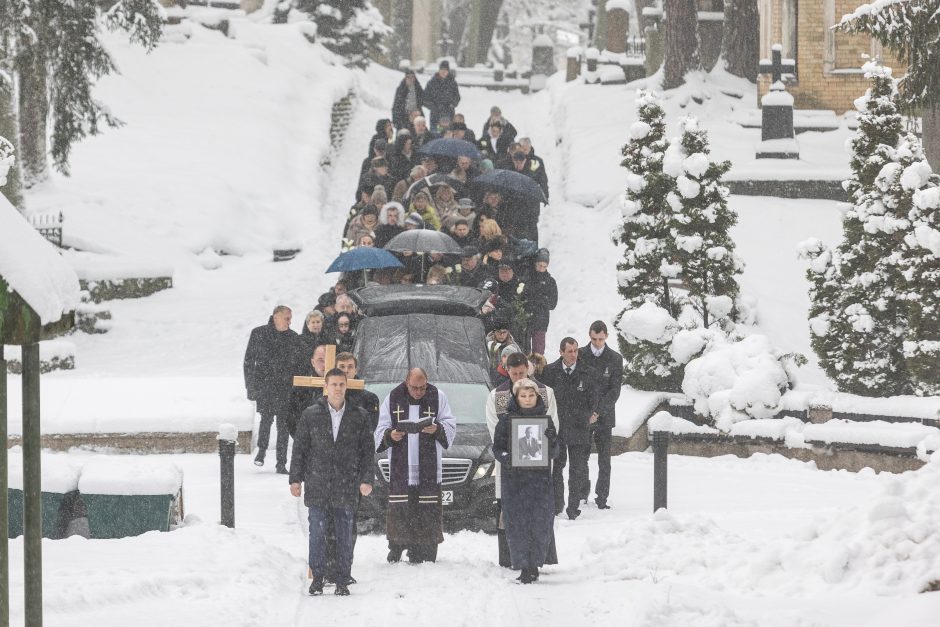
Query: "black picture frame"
509 415 550 470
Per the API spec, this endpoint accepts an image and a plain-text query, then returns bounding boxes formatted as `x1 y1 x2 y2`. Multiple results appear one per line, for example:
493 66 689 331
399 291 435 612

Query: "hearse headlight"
473 462 493 480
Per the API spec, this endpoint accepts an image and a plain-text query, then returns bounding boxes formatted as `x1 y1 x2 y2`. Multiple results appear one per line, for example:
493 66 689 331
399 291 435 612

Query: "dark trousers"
553 441 590 512
308 505 355 580
530 331 546 356
257 410 290 466
326 500 360 580
389 541 439 563
592 426 612 502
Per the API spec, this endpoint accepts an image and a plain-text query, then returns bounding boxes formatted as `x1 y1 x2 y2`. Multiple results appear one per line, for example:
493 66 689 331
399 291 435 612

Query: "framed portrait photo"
509 415 551 470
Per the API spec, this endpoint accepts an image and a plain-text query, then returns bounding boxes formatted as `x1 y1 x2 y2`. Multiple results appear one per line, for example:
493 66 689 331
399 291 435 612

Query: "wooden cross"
758 44 796 85
292 344 365 391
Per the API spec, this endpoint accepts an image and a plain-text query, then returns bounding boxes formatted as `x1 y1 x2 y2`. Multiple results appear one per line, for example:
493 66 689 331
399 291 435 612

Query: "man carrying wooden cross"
375 368 457 564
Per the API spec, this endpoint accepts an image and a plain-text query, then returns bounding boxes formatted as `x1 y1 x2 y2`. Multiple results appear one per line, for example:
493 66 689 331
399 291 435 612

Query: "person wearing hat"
451 113 477 143
392 69 424 130
523 249 557 356
423 60 461 131
485 312 522 374
441 197 477 234
362 157 396 200
455 244 485 288
344 204 379 245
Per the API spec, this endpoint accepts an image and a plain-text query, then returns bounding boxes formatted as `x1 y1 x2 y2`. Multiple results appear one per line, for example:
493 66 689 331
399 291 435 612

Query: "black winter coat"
289 397 375 509
392 79 424 129
577 345 624 427
243 317 299 415
423 74 460 118
524 271 557 332
539 359 599 448
346 386 381 430
481 119 518 145
374 223 404 249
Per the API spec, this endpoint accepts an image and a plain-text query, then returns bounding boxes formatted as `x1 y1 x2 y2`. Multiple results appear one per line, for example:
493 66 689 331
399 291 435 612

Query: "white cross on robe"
375 389 458 485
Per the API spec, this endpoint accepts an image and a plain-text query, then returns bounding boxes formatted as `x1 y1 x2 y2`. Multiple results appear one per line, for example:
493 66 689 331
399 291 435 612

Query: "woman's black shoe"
519 569 537 584
387 547 403 563
309 576 324 596
334 583 350 596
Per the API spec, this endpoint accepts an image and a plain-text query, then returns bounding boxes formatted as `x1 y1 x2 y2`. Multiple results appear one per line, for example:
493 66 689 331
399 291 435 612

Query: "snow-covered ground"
7 450 940 625
4 13 940 625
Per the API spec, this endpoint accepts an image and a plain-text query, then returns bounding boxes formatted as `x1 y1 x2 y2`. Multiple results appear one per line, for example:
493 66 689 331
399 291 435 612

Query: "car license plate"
442 490 454 506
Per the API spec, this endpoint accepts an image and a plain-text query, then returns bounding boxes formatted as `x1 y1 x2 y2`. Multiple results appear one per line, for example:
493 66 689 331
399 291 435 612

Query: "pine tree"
900 149 940 396
800 64 913 396
296 0 390 69
664 115 741 332
613 90 683 390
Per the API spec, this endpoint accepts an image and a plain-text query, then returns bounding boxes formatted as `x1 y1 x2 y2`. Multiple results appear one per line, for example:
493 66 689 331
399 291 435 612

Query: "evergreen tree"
613 90 682 390
901 149 940 396
800 64 913 396
664 115 741 332
295 0 390 69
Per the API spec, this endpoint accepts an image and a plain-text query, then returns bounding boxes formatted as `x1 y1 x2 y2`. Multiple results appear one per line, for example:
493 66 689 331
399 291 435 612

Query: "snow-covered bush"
681 334 798 431
0 135 13 187
294 0 391 69
800 63 940 396
614 93 747 392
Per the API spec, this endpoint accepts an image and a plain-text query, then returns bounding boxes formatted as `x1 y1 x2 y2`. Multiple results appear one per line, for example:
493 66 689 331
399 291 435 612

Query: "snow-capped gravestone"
757 45 799 159
530 33 555 92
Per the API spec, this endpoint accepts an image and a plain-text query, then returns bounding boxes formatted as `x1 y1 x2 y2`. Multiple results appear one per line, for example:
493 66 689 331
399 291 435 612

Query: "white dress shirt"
591 344 605 357
328 402 346 441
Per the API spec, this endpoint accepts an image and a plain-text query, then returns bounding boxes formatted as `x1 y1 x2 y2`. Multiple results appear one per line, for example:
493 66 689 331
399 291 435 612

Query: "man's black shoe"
334 583 350 596
347 576 357 585
308 576 324 596
566 507 581 520
596 499 611 510
519 568 537 584
253 453 265 467
387 547 403 563
275 465 288 475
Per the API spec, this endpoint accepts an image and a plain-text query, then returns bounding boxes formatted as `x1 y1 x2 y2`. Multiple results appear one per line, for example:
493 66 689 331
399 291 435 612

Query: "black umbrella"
418 138 482 160
403 172 464 204
471 169 547 204
384 229 463 278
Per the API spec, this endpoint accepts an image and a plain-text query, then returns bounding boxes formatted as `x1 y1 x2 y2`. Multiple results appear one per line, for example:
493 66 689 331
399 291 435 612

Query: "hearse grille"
378 458 473 486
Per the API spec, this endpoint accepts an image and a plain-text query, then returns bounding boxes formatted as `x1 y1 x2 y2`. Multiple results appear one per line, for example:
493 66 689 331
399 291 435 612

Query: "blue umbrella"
417 138 482 160
326 247 403 284
471 169 547 204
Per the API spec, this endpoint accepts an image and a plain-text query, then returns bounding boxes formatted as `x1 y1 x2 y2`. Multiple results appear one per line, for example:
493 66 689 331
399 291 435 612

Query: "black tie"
565 366 572 376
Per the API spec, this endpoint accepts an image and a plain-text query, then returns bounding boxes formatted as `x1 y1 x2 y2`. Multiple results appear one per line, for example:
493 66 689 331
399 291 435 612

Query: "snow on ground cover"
803 419 940 449
6 447 82 493
78 456 183 495
0 194 81 325
728 416 806 440
8 450 937 625
3 339 76 363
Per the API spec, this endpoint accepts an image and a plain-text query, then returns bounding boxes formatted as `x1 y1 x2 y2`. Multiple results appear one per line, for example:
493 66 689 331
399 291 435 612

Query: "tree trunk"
663 0 701 89
390 0 414 65
722 0 760 82
17 43 49 188
0 76 24 208
474 0 502 64
924 106 940 172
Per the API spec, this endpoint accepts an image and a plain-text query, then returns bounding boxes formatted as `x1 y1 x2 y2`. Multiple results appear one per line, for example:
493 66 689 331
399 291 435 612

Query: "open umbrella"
471 169 547 204
417 138 482 160
383 229 463 278
326 246 403 285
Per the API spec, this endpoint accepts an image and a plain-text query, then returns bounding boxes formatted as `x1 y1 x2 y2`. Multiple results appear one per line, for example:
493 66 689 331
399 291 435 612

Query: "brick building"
757 0 902 113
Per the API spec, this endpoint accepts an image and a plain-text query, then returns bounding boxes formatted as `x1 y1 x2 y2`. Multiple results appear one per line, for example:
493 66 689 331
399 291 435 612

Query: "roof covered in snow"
0 193 81 325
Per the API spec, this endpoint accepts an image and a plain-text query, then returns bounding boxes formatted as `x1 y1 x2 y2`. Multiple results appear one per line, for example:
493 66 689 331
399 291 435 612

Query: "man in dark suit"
539 337 599 520
289 369 375 597
519 426 543 460
244 305 299 473
578 321 624 509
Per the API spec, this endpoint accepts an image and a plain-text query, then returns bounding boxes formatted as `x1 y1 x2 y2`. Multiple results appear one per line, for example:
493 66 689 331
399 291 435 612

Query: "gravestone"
566 47 583 82
605 2 629 55
529 33 555 92
756 45 799 160
643 8 663 76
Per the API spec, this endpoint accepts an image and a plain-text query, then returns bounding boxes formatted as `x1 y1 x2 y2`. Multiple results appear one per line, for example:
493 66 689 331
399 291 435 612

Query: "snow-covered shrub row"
800 62 940 397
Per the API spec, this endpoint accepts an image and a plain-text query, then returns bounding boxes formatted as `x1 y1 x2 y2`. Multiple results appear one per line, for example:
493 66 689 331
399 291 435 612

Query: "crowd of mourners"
243 63 626 596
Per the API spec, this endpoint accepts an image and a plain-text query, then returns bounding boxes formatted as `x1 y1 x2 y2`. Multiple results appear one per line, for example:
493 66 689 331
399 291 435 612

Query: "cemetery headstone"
605 1 630 55
756 45 799 159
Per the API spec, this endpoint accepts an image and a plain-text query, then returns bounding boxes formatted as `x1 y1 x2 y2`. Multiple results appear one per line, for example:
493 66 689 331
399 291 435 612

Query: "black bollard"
218 426 237 528
652 430 669 512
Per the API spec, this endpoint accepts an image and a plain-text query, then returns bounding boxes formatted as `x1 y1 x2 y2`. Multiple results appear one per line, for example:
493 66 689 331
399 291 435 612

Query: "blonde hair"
305 310 325 325
479 217 502 241
512 378 540 396
425 264 448 285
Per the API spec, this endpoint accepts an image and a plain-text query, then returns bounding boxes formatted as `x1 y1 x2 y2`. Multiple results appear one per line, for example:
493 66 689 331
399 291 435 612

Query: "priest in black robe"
375 368 457 563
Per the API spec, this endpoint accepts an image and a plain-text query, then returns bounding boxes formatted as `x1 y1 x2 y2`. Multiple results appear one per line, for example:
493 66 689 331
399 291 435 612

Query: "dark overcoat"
243 317 299 415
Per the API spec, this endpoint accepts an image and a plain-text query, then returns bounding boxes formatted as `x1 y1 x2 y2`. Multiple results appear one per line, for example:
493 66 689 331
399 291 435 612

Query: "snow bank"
728 416 805 440
619 302 679 344
0 194 81 325
6 447 82 493
79 456 183 496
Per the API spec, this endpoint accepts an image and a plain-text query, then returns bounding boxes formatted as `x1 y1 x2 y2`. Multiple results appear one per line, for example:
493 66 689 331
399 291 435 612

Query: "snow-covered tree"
613 90 682 390
295 0 390 69
663 115 740 332
799 64 914 396
901 156 940 395
838 0 940 172
4 0 163 182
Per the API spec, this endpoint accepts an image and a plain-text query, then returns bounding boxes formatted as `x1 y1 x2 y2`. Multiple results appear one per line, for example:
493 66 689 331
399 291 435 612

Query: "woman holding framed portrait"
492 378 559 584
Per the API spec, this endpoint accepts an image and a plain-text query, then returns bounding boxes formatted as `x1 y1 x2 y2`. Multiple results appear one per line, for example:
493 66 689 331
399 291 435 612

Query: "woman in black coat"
368 119 394 158
333 313 356 354
492 378 558 584
390 133 418 183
